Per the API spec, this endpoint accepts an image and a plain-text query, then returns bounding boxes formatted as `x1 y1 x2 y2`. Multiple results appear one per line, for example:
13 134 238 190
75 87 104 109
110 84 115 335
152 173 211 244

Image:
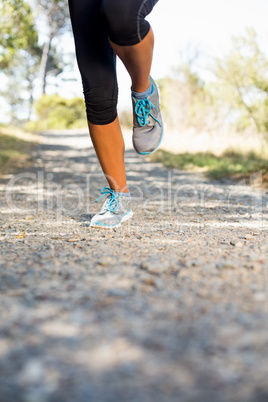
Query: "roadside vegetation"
150 149 268 185
0 126 36 175
149 29 268 186
25 95 87 131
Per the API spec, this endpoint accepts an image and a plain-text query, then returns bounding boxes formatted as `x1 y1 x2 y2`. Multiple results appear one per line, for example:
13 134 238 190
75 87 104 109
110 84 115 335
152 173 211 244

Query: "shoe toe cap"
132 124 163 154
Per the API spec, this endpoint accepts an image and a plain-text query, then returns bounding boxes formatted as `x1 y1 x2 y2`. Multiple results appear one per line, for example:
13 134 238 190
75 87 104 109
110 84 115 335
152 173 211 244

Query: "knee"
101 0 141 46
83 87 117 125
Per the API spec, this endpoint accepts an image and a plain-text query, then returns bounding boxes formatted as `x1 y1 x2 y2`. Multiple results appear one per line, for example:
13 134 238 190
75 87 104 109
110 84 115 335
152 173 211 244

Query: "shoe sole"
90 210 133 229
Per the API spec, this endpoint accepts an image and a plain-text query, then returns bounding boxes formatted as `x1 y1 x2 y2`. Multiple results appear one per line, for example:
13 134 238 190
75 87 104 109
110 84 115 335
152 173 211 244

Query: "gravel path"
0 130 268 402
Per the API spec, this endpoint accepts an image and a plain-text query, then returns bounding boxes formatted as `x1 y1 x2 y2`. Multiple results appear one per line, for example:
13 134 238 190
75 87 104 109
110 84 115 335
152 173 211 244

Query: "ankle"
132 81 153 100
116 191 130 197
112 187 130 195
131 78 151 93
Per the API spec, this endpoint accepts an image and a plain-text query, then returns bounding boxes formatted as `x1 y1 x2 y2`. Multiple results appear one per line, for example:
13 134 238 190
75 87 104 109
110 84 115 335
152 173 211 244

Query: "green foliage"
0 0 41 124
26 94 87 130
213 29 268 136
151 149 268 182
0 0 38 68
0 0 71 123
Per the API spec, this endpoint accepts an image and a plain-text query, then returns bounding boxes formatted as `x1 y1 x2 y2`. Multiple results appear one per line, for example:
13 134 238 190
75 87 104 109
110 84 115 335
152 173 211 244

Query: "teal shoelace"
95 187 119 212
134 98 160 127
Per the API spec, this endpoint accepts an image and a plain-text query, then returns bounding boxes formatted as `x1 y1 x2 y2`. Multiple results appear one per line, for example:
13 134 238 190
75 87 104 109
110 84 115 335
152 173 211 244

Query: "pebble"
107 288 130 298
97 256 114 266
142 276 157 287
40 322 80 337
140 262 168 275
244 234 254 240
236 241 245 247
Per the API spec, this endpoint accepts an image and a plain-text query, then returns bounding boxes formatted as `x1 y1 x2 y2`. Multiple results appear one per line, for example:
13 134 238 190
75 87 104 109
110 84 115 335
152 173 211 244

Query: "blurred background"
1 0 268 179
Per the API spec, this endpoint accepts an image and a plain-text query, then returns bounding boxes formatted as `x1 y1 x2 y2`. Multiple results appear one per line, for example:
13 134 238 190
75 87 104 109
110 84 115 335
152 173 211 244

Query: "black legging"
68 0 159 125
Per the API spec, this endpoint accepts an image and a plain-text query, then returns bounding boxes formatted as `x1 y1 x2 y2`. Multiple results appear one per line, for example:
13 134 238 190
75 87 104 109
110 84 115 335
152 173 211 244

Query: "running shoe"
132 76 163 155
90 187 133 229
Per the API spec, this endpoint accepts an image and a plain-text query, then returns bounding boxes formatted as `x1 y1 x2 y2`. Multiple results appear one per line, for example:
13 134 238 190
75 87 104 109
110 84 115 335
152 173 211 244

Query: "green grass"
0 130 35 175
150 149 268 183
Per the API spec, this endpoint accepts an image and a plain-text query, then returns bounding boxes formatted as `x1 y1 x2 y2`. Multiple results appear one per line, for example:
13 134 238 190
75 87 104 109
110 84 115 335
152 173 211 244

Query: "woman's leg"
101 0 163 155
69 0 160 193
88 117 128 192
68 0 128 193
109 27 154 93
101 0 158 92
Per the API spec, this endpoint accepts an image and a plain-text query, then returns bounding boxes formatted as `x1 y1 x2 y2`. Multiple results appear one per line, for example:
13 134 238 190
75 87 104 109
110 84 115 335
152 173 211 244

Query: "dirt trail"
0 130 268 402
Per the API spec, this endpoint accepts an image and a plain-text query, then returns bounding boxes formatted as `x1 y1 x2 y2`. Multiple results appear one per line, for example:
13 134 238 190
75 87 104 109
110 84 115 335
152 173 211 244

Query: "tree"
158 61 221 132
37 0 71 94
0 0 72 124
0 0 38 69
213 29 268 137
0 0 40 123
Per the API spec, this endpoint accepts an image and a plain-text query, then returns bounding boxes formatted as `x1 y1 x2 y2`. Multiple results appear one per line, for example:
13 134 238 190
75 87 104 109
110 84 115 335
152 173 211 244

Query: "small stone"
244 234 254 240
97 256 113 266
107 289 129 297
216 262 235 270
41 321 80 337
236 241 244 247
142 276 157 287
141 262 167 276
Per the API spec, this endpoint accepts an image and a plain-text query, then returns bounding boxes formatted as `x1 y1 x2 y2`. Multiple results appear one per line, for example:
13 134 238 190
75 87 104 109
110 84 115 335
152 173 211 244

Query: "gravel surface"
0 130 268 402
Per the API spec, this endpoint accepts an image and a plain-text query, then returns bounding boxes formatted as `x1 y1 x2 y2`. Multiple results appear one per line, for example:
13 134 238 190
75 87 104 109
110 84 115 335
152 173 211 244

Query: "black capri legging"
68 0 159 125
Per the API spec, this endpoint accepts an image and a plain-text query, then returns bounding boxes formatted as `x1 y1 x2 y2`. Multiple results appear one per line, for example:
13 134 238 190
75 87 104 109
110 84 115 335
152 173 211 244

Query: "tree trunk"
40 35 53 95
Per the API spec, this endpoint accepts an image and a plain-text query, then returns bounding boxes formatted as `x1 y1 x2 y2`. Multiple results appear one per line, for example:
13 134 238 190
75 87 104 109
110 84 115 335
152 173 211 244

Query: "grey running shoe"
132 76 163 155
90 187 133 229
